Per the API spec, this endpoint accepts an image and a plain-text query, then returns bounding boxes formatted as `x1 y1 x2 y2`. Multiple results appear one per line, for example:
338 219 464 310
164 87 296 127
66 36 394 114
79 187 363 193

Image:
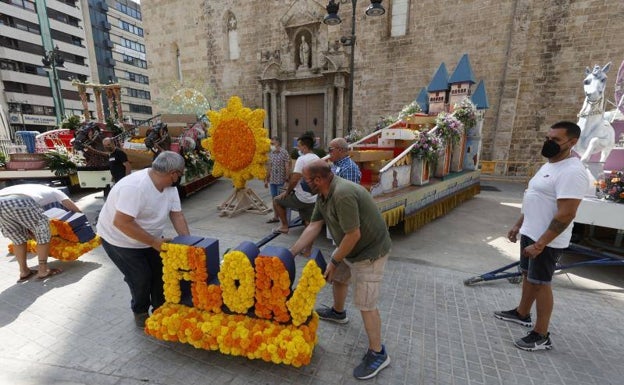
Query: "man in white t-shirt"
96 151 190 327
0 184 81 282
494 121 589 351
272 134 319 234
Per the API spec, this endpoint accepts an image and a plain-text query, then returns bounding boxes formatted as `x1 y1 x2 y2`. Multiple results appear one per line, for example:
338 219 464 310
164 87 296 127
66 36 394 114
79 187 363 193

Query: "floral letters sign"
145 236 326 367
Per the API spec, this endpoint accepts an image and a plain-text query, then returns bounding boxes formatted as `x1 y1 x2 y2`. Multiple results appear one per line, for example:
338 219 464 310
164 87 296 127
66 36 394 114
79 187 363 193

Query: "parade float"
569 61 624 253
347 54 487 234
144 97 327 366
69 82 218 197
0 81 218 197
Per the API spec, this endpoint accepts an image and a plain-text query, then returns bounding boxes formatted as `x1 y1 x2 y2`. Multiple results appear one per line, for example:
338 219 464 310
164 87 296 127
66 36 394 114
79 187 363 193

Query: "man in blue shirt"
328 137 361 184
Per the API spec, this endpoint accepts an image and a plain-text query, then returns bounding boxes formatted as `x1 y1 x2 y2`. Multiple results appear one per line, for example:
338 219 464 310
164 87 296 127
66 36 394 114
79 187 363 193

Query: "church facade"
141 0 624 163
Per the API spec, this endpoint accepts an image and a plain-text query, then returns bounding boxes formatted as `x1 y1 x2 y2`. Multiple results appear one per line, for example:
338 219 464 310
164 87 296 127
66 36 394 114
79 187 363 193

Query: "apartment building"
88 0 152 125
0 0 96 138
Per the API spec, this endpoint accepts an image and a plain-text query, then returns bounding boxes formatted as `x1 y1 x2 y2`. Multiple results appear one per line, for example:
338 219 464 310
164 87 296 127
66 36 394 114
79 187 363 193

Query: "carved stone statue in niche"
298 35 310 69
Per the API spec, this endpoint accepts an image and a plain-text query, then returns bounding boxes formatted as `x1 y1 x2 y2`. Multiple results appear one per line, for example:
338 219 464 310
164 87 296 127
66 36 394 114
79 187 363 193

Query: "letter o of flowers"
218 250 255 314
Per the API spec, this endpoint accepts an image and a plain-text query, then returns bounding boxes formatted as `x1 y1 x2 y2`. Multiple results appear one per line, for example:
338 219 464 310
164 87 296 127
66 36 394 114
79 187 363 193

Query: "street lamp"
324 0 385 136
42 45 65 126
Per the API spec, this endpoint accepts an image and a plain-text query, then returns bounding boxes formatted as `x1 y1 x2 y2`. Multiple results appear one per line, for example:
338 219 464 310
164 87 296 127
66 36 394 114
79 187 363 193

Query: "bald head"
103 137 114 150
305 159 332 179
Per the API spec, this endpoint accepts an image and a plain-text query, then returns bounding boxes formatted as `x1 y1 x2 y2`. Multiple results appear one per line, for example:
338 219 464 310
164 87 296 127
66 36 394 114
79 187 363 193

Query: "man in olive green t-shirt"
289 159 391 380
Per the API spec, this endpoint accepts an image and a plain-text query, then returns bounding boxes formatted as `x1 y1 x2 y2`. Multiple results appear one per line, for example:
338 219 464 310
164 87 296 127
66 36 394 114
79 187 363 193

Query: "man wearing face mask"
272 133 319 234
265 137 291 223
96 151 190 328
494 121 589 351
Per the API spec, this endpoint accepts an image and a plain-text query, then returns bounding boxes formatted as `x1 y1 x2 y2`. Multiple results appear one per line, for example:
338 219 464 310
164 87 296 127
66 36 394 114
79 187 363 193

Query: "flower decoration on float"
410 130 442 163
452 97 477 130
595 169 624 203
145 240 326 367
9 236 101 261
397 100 423 121
435 112 464 144
205 96 270 189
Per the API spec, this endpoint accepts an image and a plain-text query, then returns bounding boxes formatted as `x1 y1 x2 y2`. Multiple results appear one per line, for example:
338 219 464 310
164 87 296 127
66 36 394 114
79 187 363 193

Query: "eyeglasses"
328 147 343 152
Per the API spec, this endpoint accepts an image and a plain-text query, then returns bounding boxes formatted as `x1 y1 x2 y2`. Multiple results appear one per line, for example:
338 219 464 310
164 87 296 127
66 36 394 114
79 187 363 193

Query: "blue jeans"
269 183 282 198
101 238 165 314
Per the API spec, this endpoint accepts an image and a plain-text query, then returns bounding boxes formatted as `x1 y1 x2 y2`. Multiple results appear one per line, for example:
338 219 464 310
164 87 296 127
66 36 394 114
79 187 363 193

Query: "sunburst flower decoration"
206 96 270 189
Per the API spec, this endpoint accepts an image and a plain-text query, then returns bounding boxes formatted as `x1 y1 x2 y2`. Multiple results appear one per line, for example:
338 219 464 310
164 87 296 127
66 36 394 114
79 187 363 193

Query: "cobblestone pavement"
1 179 623 385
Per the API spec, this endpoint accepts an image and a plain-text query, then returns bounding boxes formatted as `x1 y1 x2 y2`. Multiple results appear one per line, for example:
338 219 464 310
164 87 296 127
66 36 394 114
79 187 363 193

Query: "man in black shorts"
494 121 589 351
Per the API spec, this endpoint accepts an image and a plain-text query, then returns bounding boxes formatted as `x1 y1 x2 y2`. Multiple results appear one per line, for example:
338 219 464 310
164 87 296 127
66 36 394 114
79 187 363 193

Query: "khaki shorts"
333 253 389 311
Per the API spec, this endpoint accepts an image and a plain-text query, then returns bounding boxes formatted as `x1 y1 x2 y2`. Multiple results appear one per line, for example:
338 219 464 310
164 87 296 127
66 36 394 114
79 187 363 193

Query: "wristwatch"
330 257 341 266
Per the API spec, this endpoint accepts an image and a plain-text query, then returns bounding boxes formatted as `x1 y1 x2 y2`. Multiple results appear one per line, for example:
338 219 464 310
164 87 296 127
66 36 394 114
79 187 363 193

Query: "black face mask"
541 139 562 158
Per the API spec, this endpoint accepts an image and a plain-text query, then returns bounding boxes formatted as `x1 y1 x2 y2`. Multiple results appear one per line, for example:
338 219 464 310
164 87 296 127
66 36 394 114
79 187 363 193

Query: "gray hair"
152 151 185 173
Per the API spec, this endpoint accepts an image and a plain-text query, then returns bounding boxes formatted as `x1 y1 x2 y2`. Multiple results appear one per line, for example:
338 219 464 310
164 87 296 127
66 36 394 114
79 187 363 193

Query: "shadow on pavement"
0 259 101 327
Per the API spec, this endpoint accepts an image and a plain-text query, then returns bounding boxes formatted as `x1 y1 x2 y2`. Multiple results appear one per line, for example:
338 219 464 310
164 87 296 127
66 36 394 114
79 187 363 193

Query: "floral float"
145 237 326 367
204 96 272 216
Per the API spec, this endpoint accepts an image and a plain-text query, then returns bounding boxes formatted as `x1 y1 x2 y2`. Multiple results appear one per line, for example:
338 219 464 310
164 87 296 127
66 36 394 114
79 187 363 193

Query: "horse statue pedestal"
217 188 271 218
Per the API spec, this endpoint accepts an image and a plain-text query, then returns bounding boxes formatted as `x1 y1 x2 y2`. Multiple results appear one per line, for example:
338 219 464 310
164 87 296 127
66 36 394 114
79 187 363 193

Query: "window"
120 37 145 53
391 0 409 37
122 54 147 69
127 87 151 100
127 71 149 84
115 1 142 20
119 20 144 37
129 104 152 114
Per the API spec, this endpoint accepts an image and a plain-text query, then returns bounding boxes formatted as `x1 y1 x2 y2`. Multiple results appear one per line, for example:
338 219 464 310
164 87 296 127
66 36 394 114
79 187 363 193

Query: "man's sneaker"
353 345 391 380
494 308 532 327
514 330 552 351
316 305 349 324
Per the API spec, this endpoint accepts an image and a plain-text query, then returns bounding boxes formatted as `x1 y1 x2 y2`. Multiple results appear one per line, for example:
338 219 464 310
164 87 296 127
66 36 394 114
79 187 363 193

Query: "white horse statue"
574 63 616 163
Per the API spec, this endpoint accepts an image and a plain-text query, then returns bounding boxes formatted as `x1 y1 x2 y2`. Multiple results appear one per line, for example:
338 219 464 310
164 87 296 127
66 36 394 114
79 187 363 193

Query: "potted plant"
410 131 440 185
43 146 84 177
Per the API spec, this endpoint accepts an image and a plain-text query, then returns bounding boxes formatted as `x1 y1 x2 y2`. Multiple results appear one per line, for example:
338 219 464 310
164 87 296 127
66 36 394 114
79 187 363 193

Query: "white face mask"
270 145 276 151
298 150 303 157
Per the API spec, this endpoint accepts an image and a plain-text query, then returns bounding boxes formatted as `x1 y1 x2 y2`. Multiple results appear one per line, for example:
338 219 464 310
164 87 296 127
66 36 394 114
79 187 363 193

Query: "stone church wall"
141 0 624 163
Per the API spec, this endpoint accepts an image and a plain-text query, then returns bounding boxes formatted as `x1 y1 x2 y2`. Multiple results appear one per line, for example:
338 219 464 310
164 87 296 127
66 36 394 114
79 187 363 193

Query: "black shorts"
519 235 562 285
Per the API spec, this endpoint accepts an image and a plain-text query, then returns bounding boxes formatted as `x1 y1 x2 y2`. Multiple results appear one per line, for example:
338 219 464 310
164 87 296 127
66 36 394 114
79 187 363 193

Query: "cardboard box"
137 126 151 137
160 114 198 124
361 160 388 172
167 124 187 137
377 138 394 147
380 128 416 140
349 150 394 163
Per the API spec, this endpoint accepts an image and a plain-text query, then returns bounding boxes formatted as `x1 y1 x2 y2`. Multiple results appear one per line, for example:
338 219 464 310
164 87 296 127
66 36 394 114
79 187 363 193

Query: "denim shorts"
519 235 562 285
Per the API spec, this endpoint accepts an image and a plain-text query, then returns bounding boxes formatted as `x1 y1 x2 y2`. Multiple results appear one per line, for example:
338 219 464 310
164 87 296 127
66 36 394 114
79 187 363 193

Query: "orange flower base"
8 235 101 261
145 303 319 367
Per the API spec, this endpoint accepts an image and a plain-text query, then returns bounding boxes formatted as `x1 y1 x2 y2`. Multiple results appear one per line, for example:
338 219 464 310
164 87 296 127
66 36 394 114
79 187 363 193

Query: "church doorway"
285 94 324 149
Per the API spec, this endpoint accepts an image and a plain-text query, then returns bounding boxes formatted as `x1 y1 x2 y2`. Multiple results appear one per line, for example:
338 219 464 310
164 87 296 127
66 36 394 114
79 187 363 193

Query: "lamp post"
324 0 385 136
42 45 65 126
